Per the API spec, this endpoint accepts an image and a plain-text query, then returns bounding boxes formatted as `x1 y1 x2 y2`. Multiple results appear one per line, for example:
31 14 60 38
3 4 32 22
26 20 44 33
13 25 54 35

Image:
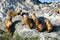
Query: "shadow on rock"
53 25 60 32
10 20 21 35
38 16 47 32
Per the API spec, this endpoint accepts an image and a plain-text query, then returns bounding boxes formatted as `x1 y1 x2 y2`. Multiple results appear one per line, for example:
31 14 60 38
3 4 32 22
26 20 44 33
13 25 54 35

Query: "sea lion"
57 7 60 14
45 18 53 32
22 13 34 29
31 13 43 32
5 17 12 33
8 9 22 17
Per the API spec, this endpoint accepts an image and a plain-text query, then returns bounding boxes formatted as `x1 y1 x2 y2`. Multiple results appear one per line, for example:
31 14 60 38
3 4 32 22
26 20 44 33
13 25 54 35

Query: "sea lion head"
16 9 22 15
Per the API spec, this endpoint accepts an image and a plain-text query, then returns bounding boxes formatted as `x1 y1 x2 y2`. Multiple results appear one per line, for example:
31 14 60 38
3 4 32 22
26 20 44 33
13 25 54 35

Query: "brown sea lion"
45 18 53 32
8 9 22 17
31 13 43 32
22 13 34 29
5 17 12 33
57 7 60 14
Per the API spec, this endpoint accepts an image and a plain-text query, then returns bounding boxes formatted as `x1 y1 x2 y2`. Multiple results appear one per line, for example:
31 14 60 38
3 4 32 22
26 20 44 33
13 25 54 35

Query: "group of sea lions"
5 9 54 35
5 9 22 34
31 13 53 32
